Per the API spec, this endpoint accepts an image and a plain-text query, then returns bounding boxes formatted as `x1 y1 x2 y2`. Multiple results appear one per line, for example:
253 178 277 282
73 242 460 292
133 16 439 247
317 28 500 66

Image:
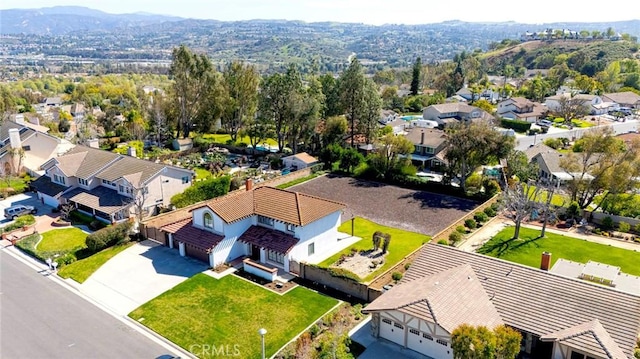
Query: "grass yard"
319 217 431 282
478 226 640 276
58 242 133 283
276 171 325 189
527 185 569 207
37 228 87 252
0 177 29 193
200 133 278 147
129 274 338 359
194 167 213 180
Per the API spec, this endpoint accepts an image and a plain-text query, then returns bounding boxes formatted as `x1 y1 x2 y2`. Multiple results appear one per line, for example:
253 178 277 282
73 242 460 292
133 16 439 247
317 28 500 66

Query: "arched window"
203 212 213 228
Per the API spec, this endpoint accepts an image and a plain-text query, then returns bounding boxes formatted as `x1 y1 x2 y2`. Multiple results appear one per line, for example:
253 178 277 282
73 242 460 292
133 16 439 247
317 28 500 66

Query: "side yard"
129 274 338 359
478 226 640 276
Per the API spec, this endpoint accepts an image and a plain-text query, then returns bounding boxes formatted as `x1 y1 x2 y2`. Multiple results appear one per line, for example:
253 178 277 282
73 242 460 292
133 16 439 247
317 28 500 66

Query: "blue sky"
3 0 639 25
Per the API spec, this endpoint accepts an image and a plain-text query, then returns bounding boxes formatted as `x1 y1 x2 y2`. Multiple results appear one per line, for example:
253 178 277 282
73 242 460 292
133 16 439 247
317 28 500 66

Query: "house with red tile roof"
155 185 346 275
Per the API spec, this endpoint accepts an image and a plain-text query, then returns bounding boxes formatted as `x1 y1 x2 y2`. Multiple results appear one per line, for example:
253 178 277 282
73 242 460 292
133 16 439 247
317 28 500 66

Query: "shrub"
635 223 640 234
618 221 631 233
327 267 361 281
437 239 449 245
2 214 36 233
601 216 614 230
85 221 133 253
170 175 231 208
449 231 463 243
490 202 500 212
404 262 411 270
69 210 94 225
500 118 531 133
482 179 501 198
484 206 497 217
474 212 488 223
391 272 403 282
464 218 477 229
456 225 467 234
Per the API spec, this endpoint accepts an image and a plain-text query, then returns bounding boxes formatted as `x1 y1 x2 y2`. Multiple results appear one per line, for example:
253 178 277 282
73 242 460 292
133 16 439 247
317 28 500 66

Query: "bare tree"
553 94 590 126
502 181 542 239
131 185 150 227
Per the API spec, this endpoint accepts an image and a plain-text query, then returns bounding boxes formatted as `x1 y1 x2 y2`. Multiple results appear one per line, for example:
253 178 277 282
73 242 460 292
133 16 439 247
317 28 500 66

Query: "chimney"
245 178 253 191
540 252 552 271
420 130 425 145
87 138 100 149
127 146 137 158
8 128 21 149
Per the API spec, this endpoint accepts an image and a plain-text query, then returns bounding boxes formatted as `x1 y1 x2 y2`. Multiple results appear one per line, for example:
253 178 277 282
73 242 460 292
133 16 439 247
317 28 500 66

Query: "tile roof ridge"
295 192 302 225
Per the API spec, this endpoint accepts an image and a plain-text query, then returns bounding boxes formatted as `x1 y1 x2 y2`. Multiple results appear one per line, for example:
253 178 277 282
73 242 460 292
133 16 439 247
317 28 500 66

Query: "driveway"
0 192 54 223
80 240 208 315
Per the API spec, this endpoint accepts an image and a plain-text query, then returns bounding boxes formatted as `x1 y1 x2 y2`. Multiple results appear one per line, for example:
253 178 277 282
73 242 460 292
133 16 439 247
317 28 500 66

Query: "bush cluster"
327 267 361 282
1 214 36 233
474 212 488 223
85 221 133 253
464 218 478 229
500 118 532 133
449 231 463 244
171 175 231 208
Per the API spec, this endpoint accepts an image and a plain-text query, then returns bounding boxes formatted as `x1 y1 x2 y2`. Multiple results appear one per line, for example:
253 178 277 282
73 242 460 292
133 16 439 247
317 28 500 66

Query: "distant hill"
481 39 640 75
0 6 183 35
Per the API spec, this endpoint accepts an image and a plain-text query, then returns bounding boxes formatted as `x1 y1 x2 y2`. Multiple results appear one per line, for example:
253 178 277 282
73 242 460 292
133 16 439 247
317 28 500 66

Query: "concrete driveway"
0 192 54 223
80 240 208 315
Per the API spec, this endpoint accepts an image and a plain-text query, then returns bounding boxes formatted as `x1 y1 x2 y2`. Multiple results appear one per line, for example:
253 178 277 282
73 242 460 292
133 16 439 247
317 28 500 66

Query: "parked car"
4 205 37 220
539 119 553 127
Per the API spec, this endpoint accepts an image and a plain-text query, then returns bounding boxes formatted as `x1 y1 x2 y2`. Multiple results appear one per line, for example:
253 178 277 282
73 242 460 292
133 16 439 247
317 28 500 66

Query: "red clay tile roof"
237 225 298 254
364 264 504 333
161 218 223 252
398 244 639 358
202 186 345 226
541 319 627 359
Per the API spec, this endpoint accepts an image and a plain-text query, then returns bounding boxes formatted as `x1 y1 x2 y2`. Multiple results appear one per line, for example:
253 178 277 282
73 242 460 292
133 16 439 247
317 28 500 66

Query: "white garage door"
380 316 404 347
407 328 453 359
39 193 59 208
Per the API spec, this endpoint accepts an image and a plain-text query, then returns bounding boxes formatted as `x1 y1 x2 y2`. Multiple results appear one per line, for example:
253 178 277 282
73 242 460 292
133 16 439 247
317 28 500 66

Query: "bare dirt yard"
290 174 479 236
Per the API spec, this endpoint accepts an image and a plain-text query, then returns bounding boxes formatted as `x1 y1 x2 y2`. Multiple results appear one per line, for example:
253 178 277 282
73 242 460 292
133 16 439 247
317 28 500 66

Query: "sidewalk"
458 216 640 252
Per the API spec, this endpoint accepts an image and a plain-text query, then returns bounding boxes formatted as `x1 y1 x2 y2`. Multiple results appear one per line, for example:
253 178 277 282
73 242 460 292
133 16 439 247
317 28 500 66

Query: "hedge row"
85 221 133 253
500 118 532 133
170 175 231 208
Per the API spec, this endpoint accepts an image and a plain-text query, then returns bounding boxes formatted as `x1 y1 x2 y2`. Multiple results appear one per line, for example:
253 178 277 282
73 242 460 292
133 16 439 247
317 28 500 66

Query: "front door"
250 245 261 260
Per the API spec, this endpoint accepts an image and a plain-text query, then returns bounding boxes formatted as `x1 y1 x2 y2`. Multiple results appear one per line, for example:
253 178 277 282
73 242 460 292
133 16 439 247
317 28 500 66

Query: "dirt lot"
290 175 478 236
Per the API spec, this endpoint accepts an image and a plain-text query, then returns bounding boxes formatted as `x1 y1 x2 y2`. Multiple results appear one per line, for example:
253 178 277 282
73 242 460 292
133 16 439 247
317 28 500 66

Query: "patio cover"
62 186 131 215
161 218 223 253
238 225 298 255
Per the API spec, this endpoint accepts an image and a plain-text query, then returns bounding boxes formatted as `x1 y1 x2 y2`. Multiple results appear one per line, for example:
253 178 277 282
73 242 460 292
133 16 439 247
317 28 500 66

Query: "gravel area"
290 174 479 236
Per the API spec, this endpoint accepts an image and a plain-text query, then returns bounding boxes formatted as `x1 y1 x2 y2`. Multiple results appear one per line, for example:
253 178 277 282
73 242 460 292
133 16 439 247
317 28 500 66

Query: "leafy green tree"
339 147 364 174
359 78 383 144
245 116 275 149
366 133 414 179
339 57 366 147
322 115 348 146
221 61 260 142
169 45 217 138
444 121 514 194
410 57 422 96
319 73 341 117
288 75 324 154
451 324 521 359
0 85 16 121
319 143 344 170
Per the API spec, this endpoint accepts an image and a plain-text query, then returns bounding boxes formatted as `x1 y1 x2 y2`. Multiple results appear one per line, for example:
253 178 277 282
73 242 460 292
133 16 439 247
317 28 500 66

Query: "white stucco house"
32 145 194 222
422 103 493 126
281 152 319 171
156 186 346 274
545 94 611 115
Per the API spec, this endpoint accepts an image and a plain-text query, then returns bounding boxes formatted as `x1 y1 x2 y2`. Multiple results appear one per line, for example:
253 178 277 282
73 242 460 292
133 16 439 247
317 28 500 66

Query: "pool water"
401 115 424 121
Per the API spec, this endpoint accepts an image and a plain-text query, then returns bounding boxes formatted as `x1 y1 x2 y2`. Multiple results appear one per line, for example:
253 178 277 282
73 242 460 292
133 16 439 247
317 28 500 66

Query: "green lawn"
37 228 87 252
194 167 213 180
201 133 278 147
0 177 29 193
276 171 325 189
527 185 569 207
129 274 338 359
478 226 640 276
58 242 133 283
319 217 431 282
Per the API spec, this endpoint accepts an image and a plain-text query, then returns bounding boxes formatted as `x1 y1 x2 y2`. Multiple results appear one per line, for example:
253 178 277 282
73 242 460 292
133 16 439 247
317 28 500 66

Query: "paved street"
0 250 179 359
514 119 638 150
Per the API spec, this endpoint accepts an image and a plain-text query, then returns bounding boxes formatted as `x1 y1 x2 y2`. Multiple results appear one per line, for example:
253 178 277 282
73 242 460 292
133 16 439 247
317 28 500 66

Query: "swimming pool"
401 115 424 121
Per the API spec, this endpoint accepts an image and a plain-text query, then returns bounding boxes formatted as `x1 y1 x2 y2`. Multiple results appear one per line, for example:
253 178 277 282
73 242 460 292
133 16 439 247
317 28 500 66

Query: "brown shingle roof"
237 225 298 254
541 320 627 359
62 186 131 214
96 156 165 186
602 92 640 106
400 244 640 358
364 264 504 332
203 186 345 226
403 128 447 147
524 143 556 161
57 146 120 179
162 218 223 252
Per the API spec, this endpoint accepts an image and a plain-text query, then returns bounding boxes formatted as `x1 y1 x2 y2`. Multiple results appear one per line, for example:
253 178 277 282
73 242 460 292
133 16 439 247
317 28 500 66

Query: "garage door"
380 316 404 347
407 328 453 358
39 193 59 208
184 243 209 263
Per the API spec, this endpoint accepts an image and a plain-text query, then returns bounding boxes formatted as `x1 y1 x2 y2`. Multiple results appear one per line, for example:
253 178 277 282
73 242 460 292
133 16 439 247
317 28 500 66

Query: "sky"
2 0 639 25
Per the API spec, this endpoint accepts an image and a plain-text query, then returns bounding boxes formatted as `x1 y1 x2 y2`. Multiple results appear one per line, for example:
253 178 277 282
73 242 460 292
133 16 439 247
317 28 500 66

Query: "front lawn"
58 242 133 283
129 274 338 359
478 226 640 276
526 185 569 207
37 228 87 252
319 217 430 282
200 133 278 147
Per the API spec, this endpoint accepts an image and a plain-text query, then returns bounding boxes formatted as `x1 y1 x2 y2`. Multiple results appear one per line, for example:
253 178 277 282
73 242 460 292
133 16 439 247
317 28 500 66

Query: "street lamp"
258 328 267 359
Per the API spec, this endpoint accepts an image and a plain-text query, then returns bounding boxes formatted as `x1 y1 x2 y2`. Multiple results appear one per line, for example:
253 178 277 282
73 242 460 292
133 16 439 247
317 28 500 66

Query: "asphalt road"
0 250 177 359
514 120 638 150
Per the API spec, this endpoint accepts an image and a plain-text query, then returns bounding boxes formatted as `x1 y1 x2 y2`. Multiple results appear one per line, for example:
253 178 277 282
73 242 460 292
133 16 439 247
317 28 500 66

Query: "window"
79 178 88 186
286 223 295 233
409 329 420 336
382 318 392 325
436 339 448 347
119 185 124 192
181 176 190 184
308 242 315 256
423 333 433 341
394 323 403 329
203 212 213 228
267 250 284 264
102 179 113 186
53 174 65 185
258 215 274 227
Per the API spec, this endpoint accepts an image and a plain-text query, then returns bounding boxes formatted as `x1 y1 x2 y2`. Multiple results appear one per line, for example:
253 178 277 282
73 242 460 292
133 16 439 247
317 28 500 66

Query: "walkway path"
458 215 640 252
